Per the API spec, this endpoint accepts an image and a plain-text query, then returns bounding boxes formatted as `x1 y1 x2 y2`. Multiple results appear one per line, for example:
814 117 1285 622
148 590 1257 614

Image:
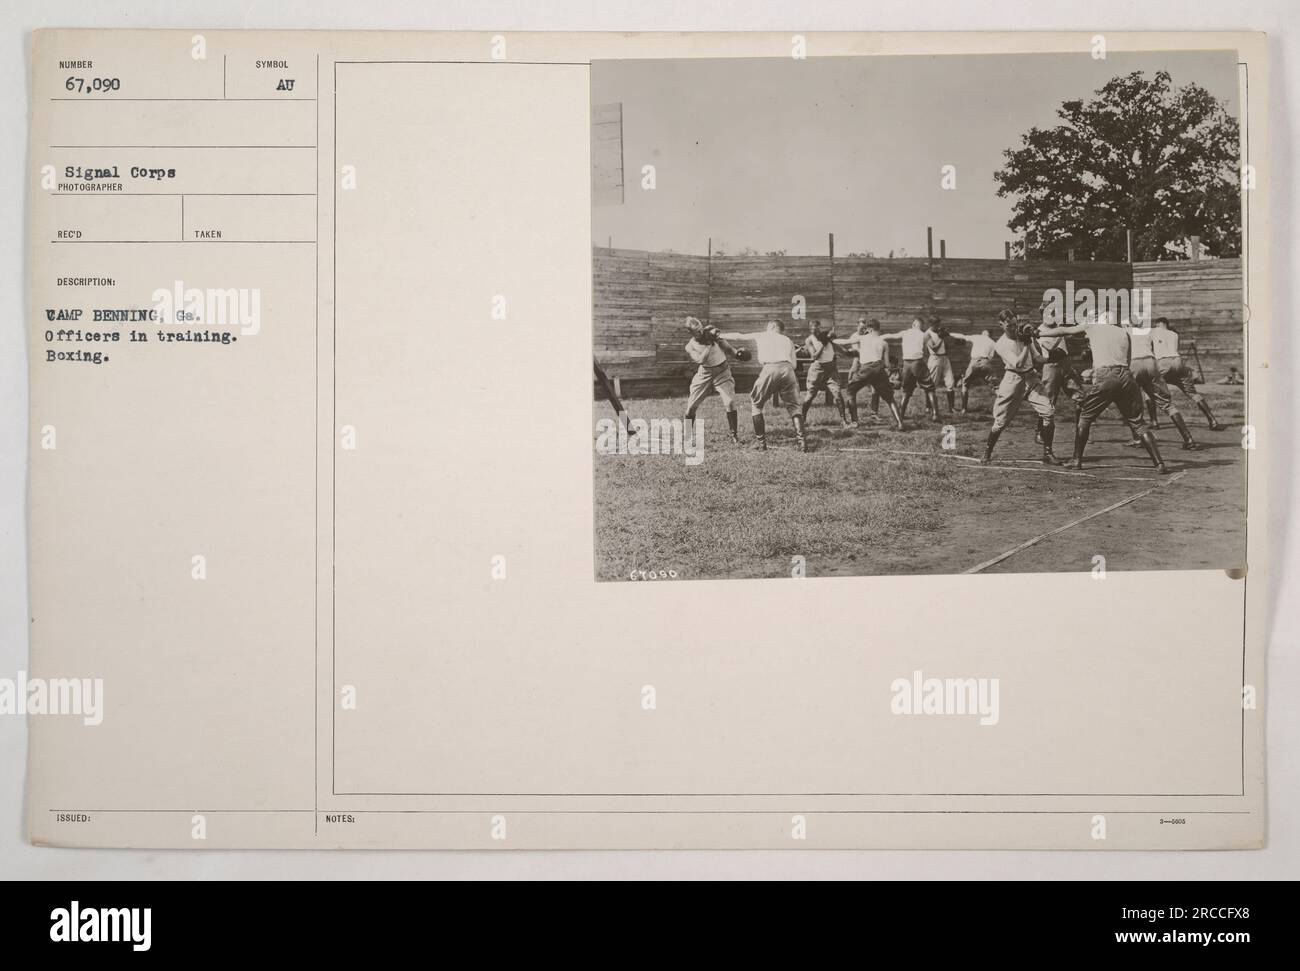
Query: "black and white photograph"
2 2 1290 911
591 51 1248 580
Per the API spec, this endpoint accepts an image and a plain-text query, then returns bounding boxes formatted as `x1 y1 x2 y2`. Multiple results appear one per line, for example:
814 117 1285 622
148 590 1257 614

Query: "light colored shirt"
965 333 997 359
900 328 926 360
843 332 889 366
805 334 836 364
685 338 726 368
1038 328 1070 357
754 331 797 366
924 328 947 358
994 334 1033 372
1152 329 1180 359
1084 323 1131 369
1128 327 1155 360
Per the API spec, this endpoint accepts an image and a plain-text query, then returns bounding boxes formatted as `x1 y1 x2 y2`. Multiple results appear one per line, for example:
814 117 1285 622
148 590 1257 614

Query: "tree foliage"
994 71 1241 261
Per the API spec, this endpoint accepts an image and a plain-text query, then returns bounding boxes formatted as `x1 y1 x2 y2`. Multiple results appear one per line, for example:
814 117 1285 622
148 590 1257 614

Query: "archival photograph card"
24 29 1268 849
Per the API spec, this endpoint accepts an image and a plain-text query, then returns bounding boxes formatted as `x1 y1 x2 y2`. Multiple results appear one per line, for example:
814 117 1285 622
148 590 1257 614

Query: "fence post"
940 239 946 259
1126 229 1133 263
1004 241 1011 261
824 232 836 402
828 232 836 329
705 237 712 324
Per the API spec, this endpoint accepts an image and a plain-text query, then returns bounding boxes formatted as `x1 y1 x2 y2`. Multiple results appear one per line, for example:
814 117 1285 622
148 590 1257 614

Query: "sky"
591 51 1240 259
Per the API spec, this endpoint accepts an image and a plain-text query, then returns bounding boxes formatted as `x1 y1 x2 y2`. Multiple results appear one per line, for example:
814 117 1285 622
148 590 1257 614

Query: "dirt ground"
593 382 1246 580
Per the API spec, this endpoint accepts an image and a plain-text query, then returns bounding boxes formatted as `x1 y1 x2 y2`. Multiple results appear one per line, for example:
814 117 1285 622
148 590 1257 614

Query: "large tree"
994 70 1241 261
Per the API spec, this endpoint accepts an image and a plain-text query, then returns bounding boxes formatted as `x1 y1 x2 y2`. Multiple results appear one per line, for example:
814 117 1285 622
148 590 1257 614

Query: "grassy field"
593 381 1247 580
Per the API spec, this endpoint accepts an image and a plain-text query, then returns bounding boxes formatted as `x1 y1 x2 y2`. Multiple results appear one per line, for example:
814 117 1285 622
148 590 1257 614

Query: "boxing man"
800 319 851 428
682 316 748 444
844 316 871 423
719 321 807 451
924 315 957 416
1045 311 1169 474
835 318 906 430
1125 318 1199 451
1036 307 1083 443
893 317 939 421
979 310 1063 466
951 328 999 414
1152 316 1225 431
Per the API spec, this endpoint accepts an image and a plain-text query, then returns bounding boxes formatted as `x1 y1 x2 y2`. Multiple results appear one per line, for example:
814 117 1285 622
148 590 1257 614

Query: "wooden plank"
591 102 623 125
594 249 1243 393
590 102 623 206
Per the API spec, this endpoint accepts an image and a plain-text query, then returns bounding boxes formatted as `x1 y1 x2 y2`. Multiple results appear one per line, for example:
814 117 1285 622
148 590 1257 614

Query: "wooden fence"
1132 259 1244 374
595 247 1236 397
